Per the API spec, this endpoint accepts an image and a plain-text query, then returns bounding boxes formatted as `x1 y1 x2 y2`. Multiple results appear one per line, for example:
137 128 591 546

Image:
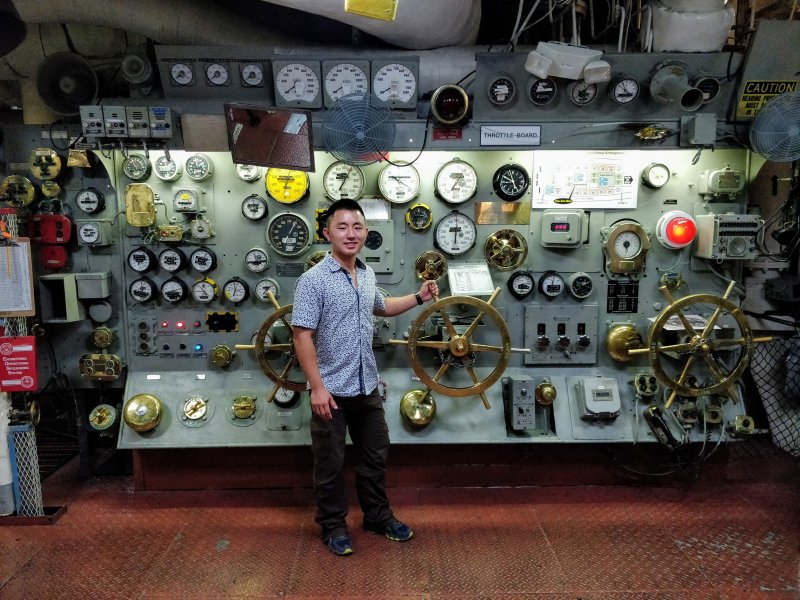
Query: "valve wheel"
253 303 306 393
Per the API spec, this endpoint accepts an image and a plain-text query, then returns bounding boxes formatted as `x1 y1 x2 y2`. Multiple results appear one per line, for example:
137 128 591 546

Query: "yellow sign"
737 80 798 119
344 0 397 21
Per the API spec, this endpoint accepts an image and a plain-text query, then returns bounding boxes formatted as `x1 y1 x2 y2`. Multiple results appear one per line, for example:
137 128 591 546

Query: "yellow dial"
265 168 309 204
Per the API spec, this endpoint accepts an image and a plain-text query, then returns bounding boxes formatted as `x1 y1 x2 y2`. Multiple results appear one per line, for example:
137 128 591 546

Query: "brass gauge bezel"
123 393 163 432
405 203 433 231
602 220 651 275
0 175 36 207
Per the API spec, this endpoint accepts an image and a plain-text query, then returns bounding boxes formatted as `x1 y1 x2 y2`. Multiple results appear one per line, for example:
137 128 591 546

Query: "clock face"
492 164 530 201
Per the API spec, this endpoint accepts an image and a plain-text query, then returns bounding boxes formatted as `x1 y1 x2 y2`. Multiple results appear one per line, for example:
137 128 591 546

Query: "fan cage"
324 93 396 167
749 90 800 162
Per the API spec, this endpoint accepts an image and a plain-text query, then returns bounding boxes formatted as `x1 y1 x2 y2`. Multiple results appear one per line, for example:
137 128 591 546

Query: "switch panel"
125 106 151 138
102 106 128 137
524 303 599 365
503 375 536 430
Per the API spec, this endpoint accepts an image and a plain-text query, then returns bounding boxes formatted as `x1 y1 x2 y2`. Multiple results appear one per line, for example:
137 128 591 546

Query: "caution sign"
737 80 798 119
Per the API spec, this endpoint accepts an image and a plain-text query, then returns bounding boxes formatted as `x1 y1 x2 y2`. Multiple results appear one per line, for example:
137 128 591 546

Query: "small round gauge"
324 63 369 103
431 84 469 126
191 277 219 303
372 63 417 104
507 270 536 300
255 277 281 302
223 277 250 304
206 63 229 86
614 230 642 258
154 155 182 181
161 278 188 303
185 154 213 182
694 76 721 103
28 148 61 180
122 154 151 181
158 248 187 273
171 63 193 85
173 188 199 212
129 277 157 303
378 163 420 204
433 210 477 257
528 77 557 106
241 194 268 221
610 76 640 105
128 247 156 273
75 188 105 214
240 63 264 87
492 164 530 201
538 270 566 298
567 272 594 300
41 181 61 198
487 73 516 106
323 162 365 200
365 230 383 250
265 168 310 204
244 247 270 273
405 203 432 231
273 387 301 409
189 247 217 273
642 163 670 188
567 80 598 106
235 164 263 182
435 159 478 204
274 63 320 104
266 212 312 257
78 222 101 244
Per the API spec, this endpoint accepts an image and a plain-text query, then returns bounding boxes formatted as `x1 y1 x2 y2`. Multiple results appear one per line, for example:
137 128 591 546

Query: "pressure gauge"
235 163 263 182
122 154 151 181
405 203 433 231
240 63 264 87
28 148 62 180
372 62 418 107
185 154 213 182
223 277 250 305
567 272 594 300
642 163 670 188
154 155 182 181
610 76 640 105
160 278 188 303
487 73 516 106
695 76 721 103
255 277 281 302
435 159 478 204
492 164 530 201
78 222 101 245
602 220 651 274
173 188 200 212
433 210 477 257
189 247 217 273
127 247 156 273
244 247 270 273
273 61 322 107
241 194 268 221
273 387 301 409
191 277 219 303
158 247 187 273
528 77 557 106
75 188 105 214
567 80 598 106
365 230 383 250
129 277 157 303
378 163 420 204
265 168 310 204
507 270 535 300
170 62 193 86
205 63 229 86
614 231 642 258
323 62 369 105
538 271 566 298
266 212 312 257
323 162 365 200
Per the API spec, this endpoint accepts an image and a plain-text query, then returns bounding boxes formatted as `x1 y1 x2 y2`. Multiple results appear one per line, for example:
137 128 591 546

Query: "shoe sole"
363 527 414 542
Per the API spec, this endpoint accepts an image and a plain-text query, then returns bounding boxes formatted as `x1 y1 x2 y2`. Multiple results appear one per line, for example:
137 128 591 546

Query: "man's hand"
419 280 439 302
310 386 338 420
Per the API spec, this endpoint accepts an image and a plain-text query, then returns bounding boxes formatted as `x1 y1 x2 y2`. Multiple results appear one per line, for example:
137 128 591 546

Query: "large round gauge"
154 155 182 181
170 63 193 86
191 277 219 303
433 210 477 257
78 223 101 245
241 194 268 221
255 277 281 302
507 270 535 300
223 277 250 305
122 154 151 181
266 212 312 257
642 163 670 188
158 248 187 273
127 247 156 273
431 84 469 126
244 247 270 273
487 73 516 106
378 163 420 204
567 80 598 106
240 63 264 87
75 188 105 214
372 63 417 105
265 168 310 204
405 203 432 231
613 230 642 258
205 63 229 86
323 162 365 200
365 230 383 250
274 62 321 105
160 278 188 303
189 247 217 273
129 277 157 303
567 272 594 300
610 76 640 105
28 148 61 180
235 164 263 182
528 77 557 106
492 164 530 201
324 62 369 104
538 270 566 298
185 154 213 182
603 220 651 275
435 159 478 204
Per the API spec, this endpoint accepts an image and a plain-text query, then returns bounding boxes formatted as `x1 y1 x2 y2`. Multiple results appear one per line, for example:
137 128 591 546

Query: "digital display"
550 222 570 232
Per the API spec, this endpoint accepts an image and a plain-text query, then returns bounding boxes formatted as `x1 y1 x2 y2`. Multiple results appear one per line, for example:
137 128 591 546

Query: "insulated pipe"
0 393 13 516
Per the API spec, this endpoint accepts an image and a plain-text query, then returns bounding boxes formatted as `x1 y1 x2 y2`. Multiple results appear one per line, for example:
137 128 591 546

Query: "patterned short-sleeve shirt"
291 253 385 397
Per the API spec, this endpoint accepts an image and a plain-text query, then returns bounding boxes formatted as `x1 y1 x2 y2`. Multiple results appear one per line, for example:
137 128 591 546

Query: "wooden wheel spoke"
279 355 298 379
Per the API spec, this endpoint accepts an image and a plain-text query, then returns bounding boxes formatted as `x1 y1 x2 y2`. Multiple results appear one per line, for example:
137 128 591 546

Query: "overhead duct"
649 0 735 52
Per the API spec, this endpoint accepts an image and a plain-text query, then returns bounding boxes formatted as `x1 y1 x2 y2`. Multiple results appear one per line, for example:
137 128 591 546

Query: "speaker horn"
35 52 99 116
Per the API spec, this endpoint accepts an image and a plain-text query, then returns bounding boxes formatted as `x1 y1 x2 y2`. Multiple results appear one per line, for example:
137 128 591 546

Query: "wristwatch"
415 292 424 305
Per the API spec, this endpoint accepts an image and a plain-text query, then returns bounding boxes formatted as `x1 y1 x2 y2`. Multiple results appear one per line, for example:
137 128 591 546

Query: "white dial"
191 278 218 303
129 277 157 302
122 154 151 181
323 162 365 200
324 63 368 103
173 188 199 212
158 248 187 273
161 278 188 303
205 63 229 86
255 277 281 302
127 247 156 273
538 271 566 298
435 159 478 204
613 230 642 258
642 163 670 188
433 211 477 257
185 154 213 182
378 163 420 204
75 188 104 214
190 247 217 273
170 63 193 86
274 63 320 104
273 387 300 407
154 155 182 181
373 63 416 104
241 194 268 221
241 63 264 87
223 278 250 304
235 164 263 182
78 223 100 244
567 80 598 106
244 247 270 273
611 76 640 105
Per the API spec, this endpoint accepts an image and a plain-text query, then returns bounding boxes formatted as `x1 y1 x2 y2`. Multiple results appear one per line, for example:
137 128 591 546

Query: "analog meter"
265 168 309 204
528 77 557 105
273 61 321 107
610 76 640 105
642 163 670 188
433 211 477 257
241 194 268 221
154 155 182 181
122 154 151 181
173 188 199 212
567 80 598 106
223 277 250 305
189 247 218 273
240 63 264 87
235 163 263 182
538 271 566 298
191 277 219 303
255 277 281 302
567 272 594 300
434 159 478 204
602 220 651 274
127 247 156 273
266 212 312 257
205 63 229 86
170 63 193 85
161 278 188 303
77 222 102 245
487 73 516 106
129 277 157 303
323 61 369 106
323 162 365 200
158 248 187 273
378 163 420 204
507 270 535 300
244 247 270 273
185 154 213 182
492 164 530 201
372 61 418 107
75 188 105 214
405 203 432 231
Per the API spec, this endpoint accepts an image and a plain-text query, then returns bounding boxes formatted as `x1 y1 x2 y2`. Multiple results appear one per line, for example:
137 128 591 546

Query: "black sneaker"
325 533 353 556
363 517 414 542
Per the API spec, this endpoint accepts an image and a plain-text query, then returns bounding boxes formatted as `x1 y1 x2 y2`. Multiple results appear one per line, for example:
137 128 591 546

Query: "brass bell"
399 389 436 428
123 393 163 432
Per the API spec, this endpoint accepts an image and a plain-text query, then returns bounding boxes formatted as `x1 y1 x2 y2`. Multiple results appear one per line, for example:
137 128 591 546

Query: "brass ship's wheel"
390 288 526 409
628 281 771 408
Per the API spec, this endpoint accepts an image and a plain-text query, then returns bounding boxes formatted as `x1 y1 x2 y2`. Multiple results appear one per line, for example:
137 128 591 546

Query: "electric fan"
323 93 396 166
749 90 800 162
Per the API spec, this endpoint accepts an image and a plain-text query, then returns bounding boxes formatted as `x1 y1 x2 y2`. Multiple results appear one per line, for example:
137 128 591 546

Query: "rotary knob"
537 335 550 349
231 395 257 419
535 381 557 406
210 344 234 368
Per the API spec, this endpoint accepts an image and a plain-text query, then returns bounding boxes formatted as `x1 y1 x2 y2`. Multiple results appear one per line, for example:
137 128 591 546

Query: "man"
292 198 439 556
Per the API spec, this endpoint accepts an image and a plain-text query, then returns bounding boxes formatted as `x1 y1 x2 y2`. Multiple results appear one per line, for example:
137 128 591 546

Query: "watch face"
435 159 478 204
378 163 420 204
493 164 530 201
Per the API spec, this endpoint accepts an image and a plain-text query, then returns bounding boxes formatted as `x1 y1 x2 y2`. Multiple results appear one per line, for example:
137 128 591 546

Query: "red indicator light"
176 321 186 329
666 217 696 246
194 321 202 328
161 321 169 328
